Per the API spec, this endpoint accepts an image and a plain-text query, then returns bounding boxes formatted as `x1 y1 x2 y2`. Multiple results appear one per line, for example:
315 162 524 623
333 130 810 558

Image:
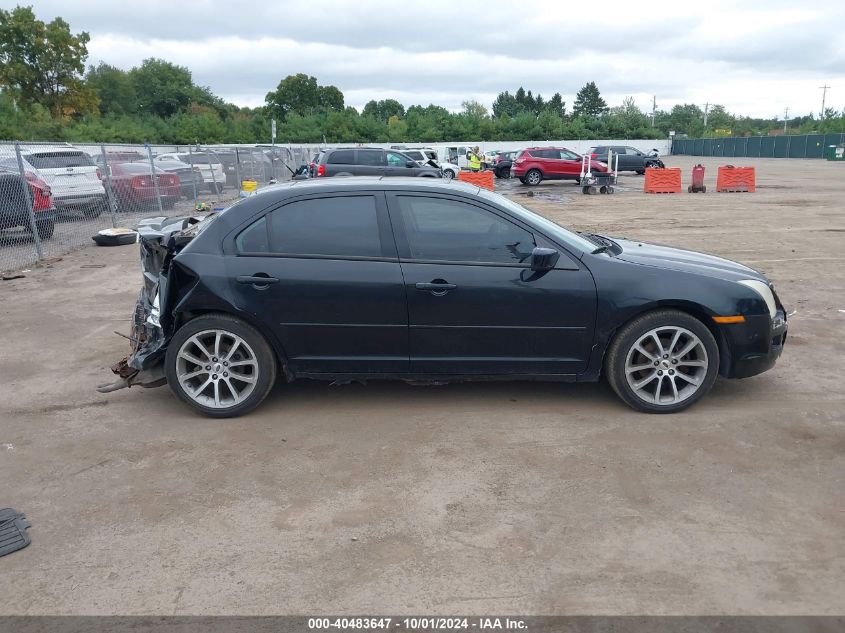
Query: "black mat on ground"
0 508 31 557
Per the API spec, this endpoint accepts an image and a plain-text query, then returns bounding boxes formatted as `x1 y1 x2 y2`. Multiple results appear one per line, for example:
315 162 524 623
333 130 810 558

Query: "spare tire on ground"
92 227 139 246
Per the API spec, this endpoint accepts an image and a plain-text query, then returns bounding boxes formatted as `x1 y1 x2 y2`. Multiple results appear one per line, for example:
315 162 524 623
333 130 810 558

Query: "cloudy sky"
18 0 845 118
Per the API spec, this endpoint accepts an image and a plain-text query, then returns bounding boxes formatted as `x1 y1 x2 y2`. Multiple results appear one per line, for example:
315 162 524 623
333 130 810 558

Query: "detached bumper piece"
0 508 31 557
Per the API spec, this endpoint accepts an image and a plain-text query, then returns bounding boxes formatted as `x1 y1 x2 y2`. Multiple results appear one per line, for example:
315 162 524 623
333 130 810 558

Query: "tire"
524 169 542 186
688 185 693 193
519 178 527 185
33 218 54 240
442 169 455 181
164 313 278 418
636 170 646 175
701 185 707 193
604 309 719 414
575 177 581 185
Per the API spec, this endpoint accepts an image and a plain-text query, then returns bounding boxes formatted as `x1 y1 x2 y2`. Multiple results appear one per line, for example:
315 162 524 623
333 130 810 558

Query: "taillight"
514 158 525 165
96 168 103 180
316 164 325 177
591 153 597 159
131 176 151 188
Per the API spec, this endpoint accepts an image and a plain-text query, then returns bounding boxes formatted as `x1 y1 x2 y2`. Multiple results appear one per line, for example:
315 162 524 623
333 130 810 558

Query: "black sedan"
100 179 787 417
589 146 664 174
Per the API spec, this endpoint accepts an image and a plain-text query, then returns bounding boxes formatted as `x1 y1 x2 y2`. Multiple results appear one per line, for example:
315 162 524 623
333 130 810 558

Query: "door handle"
415 280 456 296
237 274 280 287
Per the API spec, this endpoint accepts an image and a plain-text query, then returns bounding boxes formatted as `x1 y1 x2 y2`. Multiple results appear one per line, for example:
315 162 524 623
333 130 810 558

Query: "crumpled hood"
613 237 768 283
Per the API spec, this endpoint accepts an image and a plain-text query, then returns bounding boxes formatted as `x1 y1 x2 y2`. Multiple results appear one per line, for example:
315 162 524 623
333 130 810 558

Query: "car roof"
20 145 88 155
252 177 479 198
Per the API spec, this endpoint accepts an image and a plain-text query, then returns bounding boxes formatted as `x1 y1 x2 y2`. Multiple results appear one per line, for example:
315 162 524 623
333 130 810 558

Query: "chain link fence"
0 141 321 273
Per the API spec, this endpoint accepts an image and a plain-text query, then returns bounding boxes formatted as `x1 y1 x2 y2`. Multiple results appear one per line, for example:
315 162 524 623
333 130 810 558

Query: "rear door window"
356 150 384 166
269 195 382 258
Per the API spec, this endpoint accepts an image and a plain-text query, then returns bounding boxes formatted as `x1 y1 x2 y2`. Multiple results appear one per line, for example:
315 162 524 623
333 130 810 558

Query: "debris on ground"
92 228 139 247
0 508 31 557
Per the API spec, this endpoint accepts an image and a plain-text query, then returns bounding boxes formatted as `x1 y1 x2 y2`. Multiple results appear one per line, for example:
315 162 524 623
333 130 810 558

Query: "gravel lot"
0 156 843 614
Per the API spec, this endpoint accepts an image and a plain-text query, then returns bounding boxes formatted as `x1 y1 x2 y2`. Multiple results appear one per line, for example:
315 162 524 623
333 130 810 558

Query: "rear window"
328 150 355 164
178 153 220 165
27 151 93 169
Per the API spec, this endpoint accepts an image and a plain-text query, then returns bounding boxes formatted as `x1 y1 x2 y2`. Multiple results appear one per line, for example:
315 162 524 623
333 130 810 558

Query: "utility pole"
783 106 789 133
819 84 830 120
651 95 656 127
703 102 710 129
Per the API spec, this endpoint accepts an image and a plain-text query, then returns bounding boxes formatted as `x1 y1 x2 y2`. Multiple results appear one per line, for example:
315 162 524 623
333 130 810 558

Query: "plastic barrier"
457 170 495 191
643 167 682 193
716 166 755 192
241 179 258 192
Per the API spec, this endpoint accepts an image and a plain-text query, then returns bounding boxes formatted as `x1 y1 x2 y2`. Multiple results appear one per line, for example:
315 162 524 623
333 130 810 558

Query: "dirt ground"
0 156 843 615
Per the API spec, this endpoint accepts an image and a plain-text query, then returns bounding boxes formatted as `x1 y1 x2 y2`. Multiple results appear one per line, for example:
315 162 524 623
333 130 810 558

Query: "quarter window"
397 196 535 264
327 150 355 164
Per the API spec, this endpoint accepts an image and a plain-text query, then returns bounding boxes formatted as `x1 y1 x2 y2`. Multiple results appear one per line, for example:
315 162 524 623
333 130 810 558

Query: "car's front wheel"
442 169 455 181
164 313 277 418
605 309 719 413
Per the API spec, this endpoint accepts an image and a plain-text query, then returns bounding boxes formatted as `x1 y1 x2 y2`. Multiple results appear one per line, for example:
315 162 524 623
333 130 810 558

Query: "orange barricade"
643 167 682 193
716 166 755 192
457 170 495 191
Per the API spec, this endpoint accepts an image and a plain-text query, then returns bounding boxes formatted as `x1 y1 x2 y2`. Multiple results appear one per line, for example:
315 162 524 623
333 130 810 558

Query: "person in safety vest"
467 146 482 172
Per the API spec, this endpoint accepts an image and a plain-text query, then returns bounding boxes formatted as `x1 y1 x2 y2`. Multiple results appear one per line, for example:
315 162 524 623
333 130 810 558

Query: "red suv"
511 147 607 186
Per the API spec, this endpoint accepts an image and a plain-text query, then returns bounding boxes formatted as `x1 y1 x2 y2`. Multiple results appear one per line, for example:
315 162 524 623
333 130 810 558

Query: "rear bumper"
53 193 106 208
722 311 788 379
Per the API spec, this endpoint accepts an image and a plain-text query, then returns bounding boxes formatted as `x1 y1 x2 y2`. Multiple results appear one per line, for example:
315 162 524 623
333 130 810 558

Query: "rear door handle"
415 280 456 296
237 274 279 286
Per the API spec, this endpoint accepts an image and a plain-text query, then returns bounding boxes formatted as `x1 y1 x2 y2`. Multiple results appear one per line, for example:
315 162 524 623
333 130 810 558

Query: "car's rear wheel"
605 309 719 413
525 169 542 186
165 314 277 418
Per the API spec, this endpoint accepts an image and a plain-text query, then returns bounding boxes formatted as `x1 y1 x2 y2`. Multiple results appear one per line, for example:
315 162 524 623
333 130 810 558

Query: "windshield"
477 189 596 254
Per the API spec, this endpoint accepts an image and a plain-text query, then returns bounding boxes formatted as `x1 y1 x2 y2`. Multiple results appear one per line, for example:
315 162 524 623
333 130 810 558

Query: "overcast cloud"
14 0 845 118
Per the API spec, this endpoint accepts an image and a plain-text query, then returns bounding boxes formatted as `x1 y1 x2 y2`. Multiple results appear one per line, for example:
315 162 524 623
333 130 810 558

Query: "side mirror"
530 247 559 272
406 160 417 168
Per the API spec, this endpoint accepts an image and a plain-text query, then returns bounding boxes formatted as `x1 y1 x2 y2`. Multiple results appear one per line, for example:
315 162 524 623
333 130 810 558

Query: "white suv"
20 145 108 218
155 152 226 193
403 148 461 180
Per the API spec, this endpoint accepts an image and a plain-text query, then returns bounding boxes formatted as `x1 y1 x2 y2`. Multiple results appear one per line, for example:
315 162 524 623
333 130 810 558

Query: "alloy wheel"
624 326 709 406
175 329 259 409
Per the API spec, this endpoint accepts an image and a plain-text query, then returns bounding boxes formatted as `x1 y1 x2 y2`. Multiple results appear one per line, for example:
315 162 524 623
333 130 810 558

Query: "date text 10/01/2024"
308 618 528 630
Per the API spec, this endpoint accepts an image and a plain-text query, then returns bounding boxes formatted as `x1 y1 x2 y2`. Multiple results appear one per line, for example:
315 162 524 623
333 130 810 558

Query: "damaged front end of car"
97 213 216 394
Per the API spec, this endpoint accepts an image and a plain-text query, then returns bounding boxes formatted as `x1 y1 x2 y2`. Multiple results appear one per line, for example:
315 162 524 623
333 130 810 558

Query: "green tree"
362 98 405 121
265 73 320 119
572 81 607 117
129 58 195 117
546 92 565 118
86 63 135 115
0 6 96 116
318 85 344 112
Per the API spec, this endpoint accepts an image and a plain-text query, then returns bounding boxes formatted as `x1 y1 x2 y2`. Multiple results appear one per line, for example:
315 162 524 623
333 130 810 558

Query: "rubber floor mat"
0 508 31 557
